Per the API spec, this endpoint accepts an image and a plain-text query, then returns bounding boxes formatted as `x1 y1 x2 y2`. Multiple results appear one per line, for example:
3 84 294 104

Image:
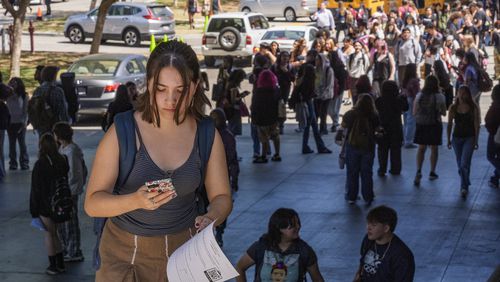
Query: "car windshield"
69 60 120 76
262 30 306 41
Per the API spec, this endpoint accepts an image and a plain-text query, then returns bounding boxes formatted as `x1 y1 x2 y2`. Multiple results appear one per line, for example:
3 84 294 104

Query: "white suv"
201 12 270 67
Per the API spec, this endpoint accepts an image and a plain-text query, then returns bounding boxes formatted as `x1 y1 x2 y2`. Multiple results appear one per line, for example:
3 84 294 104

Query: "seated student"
236 208 325 282
354 205 415 282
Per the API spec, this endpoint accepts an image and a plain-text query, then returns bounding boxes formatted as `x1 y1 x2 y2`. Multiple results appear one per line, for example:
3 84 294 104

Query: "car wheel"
204 56 216 67
241 7 251 13
123 28 141 47
68 25 85 44
284 8 296 22
218 27 241 52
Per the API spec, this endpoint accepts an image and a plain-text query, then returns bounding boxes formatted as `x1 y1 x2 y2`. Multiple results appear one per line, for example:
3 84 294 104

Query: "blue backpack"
92 110 215 270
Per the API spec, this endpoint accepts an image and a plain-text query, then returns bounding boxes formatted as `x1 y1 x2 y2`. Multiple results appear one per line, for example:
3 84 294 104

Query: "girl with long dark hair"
401 63 420 148
342 94 380 205
433 60 454 108
30 133 69 275
6 77 29 170
328 50 348 131
235 208 325 282
413 75 447 186
446 86 480 198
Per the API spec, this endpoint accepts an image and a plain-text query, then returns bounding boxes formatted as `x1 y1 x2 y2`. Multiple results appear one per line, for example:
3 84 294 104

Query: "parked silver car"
239 0 317 22
258 26 318 52
64 2 175 47
67 53 147 114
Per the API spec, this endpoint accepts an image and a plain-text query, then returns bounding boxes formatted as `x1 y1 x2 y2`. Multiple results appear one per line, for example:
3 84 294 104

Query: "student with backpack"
0 94 10 181
29 66 70 136
84 41 232 281
30 133 70 275
53 122 86 262
341 94 380 205
347 41 370 105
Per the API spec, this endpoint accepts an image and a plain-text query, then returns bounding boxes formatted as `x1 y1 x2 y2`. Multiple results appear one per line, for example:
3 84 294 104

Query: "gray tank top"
112 121 201 236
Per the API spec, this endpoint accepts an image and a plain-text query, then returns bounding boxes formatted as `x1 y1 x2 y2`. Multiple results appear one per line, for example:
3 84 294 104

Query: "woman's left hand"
195 215 215 232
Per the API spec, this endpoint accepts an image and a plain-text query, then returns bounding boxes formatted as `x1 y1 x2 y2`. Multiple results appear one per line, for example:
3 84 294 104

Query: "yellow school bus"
320 0 385 15
384 0 445 15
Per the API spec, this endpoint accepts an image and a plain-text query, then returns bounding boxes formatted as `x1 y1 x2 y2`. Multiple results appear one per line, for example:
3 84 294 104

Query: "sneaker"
271 154 282 162
64 254 84 262
488 178 499 189
21 166 29 170
377 171 386 177
46 266 59 275
429 172 439 180
252 157 268 164
348 200 356 205
460 189 468 198
318 148 332 154
414 171 422 186
320 129 328 135
331 126 337 133
302 147 314 154
294 128 303 133
9 166 17 170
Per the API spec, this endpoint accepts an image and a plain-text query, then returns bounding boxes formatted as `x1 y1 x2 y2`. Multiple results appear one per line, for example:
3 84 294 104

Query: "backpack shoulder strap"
195 116 216 214
113 110 136 191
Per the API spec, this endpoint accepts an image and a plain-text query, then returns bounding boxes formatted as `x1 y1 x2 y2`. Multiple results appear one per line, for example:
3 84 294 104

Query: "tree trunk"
89 0 98 11
89 0 116 54
1 0 29 78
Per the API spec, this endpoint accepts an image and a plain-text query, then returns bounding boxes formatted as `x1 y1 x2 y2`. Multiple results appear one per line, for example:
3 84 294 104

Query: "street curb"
23 31 62 37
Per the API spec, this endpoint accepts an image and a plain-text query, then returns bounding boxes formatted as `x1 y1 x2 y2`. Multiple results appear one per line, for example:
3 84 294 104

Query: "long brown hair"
136 40 211 127
38 133 63 161
451 85 479 115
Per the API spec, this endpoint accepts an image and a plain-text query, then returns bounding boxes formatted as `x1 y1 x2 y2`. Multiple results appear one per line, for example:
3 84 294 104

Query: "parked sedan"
257 26 318 53
67 53 147 115
64 2 175 47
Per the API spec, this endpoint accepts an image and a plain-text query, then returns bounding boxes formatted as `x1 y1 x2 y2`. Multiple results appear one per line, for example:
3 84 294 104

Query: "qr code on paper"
203 267 222 282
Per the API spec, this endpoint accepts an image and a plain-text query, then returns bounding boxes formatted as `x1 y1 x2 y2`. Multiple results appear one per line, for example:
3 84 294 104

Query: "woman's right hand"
135 186 177 210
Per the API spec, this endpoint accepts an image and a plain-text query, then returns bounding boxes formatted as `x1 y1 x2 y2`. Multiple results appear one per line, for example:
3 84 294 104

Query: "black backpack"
477 68 493 92
28 87 56 131
48 156 73 223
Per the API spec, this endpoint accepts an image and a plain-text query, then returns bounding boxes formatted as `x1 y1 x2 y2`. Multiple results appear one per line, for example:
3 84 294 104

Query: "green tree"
1 0 30 77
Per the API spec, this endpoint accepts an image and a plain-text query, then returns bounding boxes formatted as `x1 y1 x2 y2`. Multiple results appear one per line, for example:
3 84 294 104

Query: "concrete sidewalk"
0 119 499 281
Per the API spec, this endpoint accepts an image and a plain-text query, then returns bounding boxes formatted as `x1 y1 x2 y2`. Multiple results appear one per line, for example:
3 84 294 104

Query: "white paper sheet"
167 221 239 282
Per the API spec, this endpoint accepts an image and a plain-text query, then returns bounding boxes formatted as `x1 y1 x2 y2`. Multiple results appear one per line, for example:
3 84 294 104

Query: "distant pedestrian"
314 53 334 135
446 86 480 198
401 63 420 149
53 122 86 263
30 66 70 136
236 208 325 282
375 81 409 177
341 94 380 205
485 83 500 189
60 72 79 125
185 0 199 29
34 65 45 86
30 133 69 275
0 95 9 181
101 85 133 132
45 0 52 16
353 205 415 282
251 69 281 163
6 77 29 171
463 51 482 103
313 1 335 32
413 75 447 186
210 108 239 247
210 0 222 15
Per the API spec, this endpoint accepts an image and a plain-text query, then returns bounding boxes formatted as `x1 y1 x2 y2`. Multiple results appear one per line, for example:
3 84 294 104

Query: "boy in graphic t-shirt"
354 205 415 282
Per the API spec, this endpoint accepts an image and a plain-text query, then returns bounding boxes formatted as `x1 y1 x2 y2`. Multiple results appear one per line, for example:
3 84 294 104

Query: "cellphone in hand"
145 178 175 193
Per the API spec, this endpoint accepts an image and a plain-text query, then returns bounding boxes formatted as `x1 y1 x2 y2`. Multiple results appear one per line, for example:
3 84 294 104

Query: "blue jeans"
345 144 374 202
251 123 260 156
452 136 475 190
403 96 416 146
302 100 326 151
487 134 500 184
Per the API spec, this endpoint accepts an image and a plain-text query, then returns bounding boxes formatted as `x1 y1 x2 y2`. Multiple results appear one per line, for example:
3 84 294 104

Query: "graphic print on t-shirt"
260 251 299 282
363 249 382 276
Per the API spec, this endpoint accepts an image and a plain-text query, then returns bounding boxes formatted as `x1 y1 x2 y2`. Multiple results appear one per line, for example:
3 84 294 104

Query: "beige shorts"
257 124 279 143
96 220 195 282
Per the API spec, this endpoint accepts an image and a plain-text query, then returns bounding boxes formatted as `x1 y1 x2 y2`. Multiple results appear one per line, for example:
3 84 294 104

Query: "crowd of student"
1 1 500 279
